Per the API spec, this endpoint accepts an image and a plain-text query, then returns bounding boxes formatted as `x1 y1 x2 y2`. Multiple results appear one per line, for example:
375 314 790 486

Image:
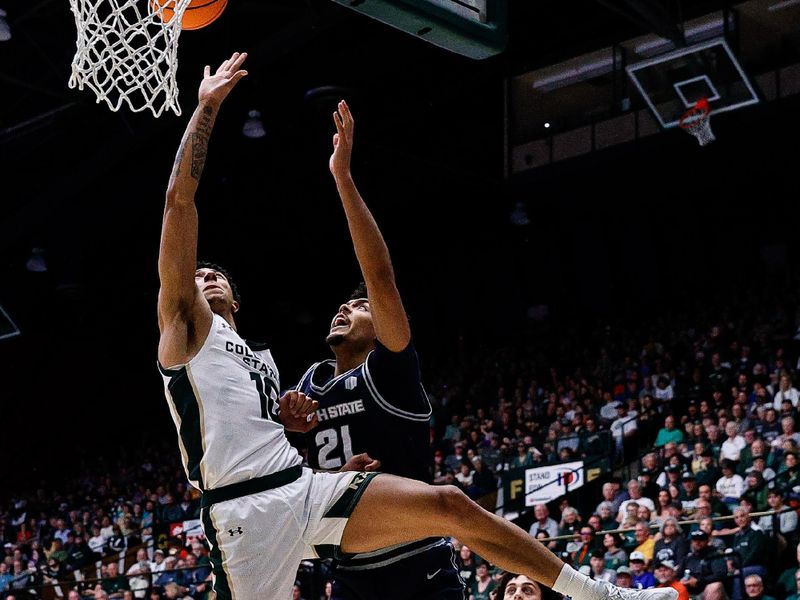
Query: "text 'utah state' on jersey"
295 341 433 483
158 313 302 491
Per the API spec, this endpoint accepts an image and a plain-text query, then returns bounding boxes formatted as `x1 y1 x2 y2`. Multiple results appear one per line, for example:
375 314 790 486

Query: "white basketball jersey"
159 313 302 491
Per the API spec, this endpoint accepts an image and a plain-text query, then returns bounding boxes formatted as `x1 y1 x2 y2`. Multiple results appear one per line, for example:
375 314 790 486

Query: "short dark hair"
348 281 368 301
196 261 241 304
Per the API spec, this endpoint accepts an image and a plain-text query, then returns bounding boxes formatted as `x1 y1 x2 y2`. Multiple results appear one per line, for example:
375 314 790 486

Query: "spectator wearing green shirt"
101 562 130 599
655 416 684 448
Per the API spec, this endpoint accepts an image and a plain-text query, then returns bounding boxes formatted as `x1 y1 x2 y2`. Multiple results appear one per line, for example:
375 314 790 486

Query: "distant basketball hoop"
679 98 716 146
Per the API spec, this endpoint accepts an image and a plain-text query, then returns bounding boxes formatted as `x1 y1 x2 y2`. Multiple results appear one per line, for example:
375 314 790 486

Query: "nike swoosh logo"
427 569 441 580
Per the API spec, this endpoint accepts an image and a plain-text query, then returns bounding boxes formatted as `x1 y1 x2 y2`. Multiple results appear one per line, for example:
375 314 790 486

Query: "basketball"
151 0 228 30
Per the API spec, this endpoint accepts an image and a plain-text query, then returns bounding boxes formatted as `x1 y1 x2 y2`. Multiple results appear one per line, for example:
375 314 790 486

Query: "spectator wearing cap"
629 551 656 589
744 574 775 600
684 529 727 600
616 565 634 589
589 547 617 583
655 560 689 600
659 464 683 491
716 459 745 508
639 468 661 504
654 517 689 572
679 471 700 515
655 416 684 448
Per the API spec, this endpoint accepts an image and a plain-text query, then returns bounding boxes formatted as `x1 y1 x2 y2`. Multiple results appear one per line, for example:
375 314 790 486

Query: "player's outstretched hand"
198 51 248 106
278 391 319 433
329 99 354 180
341 453 381 473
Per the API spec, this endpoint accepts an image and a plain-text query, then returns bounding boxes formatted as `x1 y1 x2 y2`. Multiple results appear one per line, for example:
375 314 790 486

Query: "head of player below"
195 261 241 326
326 282 377 360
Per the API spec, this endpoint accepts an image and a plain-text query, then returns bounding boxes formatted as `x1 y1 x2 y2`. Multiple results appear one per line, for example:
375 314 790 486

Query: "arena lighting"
25 247 47 273
0 8 10 42
242 109 266 139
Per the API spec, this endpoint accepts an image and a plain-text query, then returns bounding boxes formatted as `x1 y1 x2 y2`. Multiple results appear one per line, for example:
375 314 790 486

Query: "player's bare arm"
329 100 411 352
157 52 248 368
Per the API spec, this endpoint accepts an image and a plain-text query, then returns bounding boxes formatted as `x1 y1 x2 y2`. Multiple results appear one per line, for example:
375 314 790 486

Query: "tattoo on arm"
191 106 214 180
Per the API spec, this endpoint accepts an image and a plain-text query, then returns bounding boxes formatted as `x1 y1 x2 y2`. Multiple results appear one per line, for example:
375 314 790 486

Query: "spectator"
588 548 617 584
721 422 747 463
653 517 689 571
457 544 478 589
632 521 656 564
781 565 800 600
603 532 628 571
571 525 597 569
743 574 775 600
616 566 634 589
88 525 106 556
470 561 496 600
730 507 768 600
759 489 798 550
654 560 689 600
618 481 656 523
655 416 684 448
629 551 656 589
468 456 495 500
716 459 745 509
683 530 727 600
773 375 800 411
528 504 559 547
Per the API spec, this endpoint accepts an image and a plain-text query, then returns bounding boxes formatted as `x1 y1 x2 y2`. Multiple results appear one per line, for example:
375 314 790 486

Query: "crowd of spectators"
4 281 800 599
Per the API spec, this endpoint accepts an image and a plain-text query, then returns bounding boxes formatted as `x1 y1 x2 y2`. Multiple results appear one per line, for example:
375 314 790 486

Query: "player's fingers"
333 133 339 148
367 459 381 471
333 110 344 135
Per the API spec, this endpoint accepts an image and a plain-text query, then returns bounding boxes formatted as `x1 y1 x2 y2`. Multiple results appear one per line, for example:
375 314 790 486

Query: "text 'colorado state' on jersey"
224 340 277 380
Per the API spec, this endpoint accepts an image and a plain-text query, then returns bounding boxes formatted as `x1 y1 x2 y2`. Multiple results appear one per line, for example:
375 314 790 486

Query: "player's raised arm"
329 100 410 352
157 52 248 363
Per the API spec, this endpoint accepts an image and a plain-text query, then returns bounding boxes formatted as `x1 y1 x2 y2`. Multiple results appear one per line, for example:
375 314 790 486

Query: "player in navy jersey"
294 100 466 599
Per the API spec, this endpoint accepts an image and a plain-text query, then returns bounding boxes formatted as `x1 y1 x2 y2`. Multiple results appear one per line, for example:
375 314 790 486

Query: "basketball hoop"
68 0 192 117
679 98 716 146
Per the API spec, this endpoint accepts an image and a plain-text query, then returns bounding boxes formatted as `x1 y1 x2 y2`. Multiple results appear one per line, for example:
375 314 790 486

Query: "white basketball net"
679 106 716 147
68 0 192 117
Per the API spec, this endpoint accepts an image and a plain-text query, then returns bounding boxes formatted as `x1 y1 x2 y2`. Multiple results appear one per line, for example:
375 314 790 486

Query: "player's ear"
232 300 240 313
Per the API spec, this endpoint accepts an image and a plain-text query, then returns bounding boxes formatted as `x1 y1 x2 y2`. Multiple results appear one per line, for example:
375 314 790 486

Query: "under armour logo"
228 527 243 536
345 376 358 390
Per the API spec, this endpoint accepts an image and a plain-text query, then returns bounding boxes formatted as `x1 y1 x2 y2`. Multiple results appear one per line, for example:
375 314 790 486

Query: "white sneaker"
597 582 679 600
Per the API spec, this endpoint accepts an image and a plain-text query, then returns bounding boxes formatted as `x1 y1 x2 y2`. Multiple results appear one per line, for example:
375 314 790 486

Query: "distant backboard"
330 0 507 60
0 304 20 341
626 38 760 128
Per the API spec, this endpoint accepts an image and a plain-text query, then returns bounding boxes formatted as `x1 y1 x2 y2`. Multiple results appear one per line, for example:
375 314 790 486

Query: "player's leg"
340 473 679 600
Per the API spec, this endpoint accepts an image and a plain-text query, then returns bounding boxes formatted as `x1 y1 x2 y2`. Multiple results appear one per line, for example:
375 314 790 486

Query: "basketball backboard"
626 37 760 129
329 0 507 60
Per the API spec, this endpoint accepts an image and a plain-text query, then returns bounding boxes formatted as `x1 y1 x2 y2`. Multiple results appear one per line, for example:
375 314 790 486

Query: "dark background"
1 0 798 494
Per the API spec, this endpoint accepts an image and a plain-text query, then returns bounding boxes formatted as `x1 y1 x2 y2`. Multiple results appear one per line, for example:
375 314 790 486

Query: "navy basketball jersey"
295 341 433 483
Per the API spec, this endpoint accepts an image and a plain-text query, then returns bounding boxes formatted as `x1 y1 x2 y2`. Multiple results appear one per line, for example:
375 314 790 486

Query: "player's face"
326 298 374 347
195 268 238 313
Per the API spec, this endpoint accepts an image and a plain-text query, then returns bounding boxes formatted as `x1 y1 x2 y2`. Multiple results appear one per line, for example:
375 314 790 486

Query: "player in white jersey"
157 51 680 600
